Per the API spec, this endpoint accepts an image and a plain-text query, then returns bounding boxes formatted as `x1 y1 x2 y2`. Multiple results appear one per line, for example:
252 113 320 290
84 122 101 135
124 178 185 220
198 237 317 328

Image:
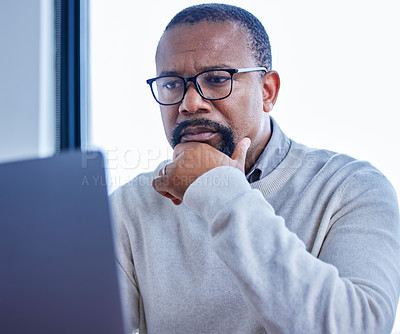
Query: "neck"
244 118 272 174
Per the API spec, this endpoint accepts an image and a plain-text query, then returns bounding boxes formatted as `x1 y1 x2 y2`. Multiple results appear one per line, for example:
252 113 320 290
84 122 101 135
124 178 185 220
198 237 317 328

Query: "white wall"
0 0 54 163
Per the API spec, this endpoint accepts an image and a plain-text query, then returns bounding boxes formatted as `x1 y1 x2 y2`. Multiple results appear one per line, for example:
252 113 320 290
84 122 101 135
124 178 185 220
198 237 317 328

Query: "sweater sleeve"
183 166 400 334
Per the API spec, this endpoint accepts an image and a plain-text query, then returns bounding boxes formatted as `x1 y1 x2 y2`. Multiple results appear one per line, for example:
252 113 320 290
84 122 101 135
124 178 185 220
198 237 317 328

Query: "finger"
152 175 169 193
152 176 183 205
171 198 183 205
158 190 183 206
231 137 251 169
159 163 168 177
162 191 182 205
172 141 208 160
172 142 192 160
152 175 183 201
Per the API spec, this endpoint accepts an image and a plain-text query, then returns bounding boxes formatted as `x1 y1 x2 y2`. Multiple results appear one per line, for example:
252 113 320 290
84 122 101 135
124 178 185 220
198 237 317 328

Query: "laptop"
0 150 126 334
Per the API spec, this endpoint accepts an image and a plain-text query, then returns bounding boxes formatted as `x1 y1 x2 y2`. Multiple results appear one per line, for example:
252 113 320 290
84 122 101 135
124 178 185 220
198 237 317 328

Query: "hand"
152 137 251 205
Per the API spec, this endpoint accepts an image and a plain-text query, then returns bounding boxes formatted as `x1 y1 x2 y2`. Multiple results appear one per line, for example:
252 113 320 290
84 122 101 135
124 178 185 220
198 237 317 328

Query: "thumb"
231 137 251 171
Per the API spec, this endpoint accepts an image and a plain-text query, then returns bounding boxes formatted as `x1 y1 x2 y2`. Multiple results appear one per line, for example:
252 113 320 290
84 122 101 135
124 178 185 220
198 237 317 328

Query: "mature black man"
111 4 400 333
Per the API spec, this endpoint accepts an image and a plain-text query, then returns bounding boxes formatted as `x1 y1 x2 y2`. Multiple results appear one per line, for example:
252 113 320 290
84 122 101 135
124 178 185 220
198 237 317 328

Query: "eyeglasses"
146 67 268 106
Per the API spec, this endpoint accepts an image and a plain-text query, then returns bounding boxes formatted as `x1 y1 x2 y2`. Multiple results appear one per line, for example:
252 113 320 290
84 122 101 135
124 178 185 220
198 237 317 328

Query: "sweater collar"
246 117 291 183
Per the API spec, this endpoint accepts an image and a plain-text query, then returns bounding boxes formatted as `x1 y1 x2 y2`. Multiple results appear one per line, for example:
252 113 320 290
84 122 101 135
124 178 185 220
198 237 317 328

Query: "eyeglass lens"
151 70 233 105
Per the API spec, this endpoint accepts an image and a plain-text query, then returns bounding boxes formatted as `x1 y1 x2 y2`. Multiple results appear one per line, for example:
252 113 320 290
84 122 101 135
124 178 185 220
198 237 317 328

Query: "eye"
162 78 183 90
206 76 230 85
200 71 231 87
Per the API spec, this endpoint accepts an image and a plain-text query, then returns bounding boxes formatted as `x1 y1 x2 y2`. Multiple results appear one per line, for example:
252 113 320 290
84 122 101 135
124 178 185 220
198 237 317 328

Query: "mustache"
171 118 236 157
172 118 225 147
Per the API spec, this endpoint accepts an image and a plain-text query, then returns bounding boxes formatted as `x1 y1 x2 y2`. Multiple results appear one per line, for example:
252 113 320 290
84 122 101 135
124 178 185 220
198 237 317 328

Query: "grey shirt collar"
246 117 291 183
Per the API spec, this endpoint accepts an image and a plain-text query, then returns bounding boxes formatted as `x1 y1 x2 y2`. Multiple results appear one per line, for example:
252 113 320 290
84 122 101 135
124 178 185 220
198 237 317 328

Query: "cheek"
159 108 178 145
224 85 264 136
160 107 176 129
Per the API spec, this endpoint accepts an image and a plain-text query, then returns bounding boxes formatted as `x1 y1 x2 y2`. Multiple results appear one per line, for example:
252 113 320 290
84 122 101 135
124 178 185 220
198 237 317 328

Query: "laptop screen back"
0 151 125 334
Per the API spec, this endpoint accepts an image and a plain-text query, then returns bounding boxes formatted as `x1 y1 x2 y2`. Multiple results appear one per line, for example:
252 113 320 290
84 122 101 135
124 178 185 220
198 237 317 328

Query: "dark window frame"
55 0 89 151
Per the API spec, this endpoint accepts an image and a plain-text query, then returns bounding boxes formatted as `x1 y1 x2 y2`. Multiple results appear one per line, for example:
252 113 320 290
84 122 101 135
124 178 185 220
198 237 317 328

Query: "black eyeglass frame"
146 67 268 106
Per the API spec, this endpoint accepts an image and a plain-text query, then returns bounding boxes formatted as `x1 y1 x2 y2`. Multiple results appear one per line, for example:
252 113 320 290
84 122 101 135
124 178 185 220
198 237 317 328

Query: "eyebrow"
158 64 233 77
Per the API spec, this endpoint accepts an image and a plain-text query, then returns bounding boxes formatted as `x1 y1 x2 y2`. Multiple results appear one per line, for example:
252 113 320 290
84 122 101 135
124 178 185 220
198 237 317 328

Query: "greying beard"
171 118 236 157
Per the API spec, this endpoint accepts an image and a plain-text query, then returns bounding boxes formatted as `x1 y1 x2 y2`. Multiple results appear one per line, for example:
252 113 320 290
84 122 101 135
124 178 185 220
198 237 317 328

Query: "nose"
178 82 212 115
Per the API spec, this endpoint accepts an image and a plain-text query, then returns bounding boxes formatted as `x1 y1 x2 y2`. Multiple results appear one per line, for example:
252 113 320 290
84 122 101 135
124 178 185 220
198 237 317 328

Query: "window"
0 0 55 163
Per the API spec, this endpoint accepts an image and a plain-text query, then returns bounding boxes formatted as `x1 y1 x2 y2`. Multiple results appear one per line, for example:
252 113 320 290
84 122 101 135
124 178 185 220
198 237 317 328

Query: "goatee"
171 118 236 157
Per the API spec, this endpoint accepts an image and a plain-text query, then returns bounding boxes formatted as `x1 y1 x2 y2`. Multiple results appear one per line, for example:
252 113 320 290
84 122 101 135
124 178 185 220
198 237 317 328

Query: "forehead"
155 21 254 74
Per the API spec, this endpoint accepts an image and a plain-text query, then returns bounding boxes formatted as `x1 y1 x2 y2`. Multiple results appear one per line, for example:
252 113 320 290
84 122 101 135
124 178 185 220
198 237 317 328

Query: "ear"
262 71 280 113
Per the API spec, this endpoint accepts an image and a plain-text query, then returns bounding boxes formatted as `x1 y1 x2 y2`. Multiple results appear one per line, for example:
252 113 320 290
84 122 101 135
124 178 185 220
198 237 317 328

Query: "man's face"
155 21 273 160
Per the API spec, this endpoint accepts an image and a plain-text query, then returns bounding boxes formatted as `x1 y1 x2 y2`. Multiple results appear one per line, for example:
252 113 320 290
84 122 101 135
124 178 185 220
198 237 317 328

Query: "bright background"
89 1 400 331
